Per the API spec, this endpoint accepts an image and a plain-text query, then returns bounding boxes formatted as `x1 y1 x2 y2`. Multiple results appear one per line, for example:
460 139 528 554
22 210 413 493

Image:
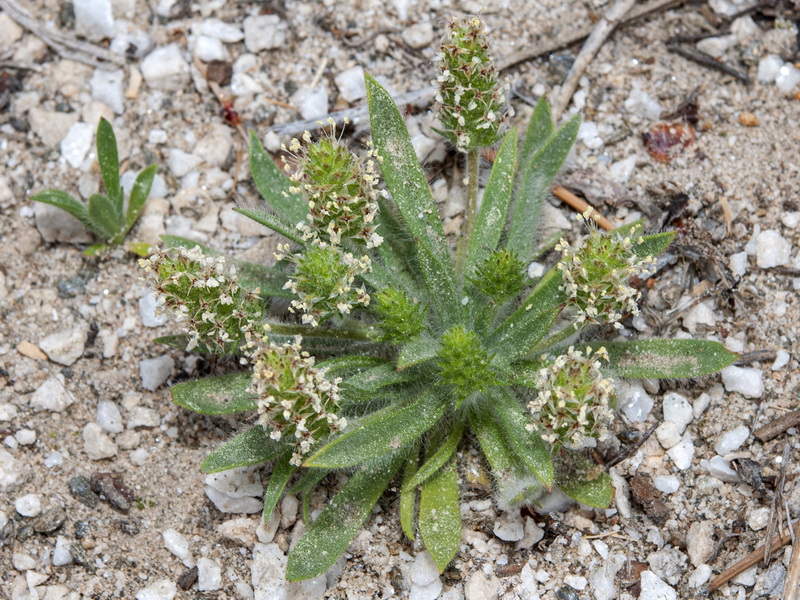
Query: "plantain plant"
32 117 157 256
139 17 737 581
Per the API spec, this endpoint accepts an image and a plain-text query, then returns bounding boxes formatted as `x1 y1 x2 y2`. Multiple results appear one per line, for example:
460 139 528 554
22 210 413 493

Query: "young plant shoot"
140 17 738 581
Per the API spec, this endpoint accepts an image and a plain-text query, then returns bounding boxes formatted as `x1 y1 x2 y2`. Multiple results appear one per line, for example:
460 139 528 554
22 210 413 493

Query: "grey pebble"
74 520 93 538
178 565 199 590
16 523 34 541
115 517 140 536
69 475 100 508
90 472 134 512
32 506 66 534
556 586 580 600
69 541 94 571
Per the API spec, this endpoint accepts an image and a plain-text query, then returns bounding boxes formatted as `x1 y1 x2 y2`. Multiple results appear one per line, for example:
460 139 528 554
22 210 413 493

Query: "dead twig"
551 0 639 121
765 444 791 565
0 0 124 70
735 349 777 366
605 421 659 469
753 410 800 443
709 517 799 591
666 43 751 83
551 185 616 231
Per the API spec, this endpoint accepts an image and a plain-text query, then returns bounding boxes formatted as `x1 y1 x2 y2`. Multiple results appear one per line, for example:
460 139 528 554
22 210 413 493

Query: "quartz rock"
40 326 87 366
199 19 244 43
755 229 791 268
96 399 124 433
139 355 174 390
30 375 74 413
334 66 367 102
721 365 764 398
662 392 693 433
464 570 498 600
686 521 714 566
135 579 177 600
15 494 42 517
402 21 435 49
640 571 676 600
197 557 222 591
714 425 749 455
667 433 694 470
493 512 525 542
0 450 26 492
83 423 118 460
52 536 73 566
141 45 190 91
705 456 740 483
61 122 94 168
91 69 125 114
162 528 192 565
243 15 288 52
74 0 115 41
409 551 440 587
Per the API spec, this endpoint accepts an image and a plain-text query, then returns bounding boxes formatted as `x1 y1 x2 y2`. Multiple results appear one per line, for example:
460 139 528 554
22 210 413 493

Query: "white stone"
15 429 36 445
96 399 124 433
732 564 758 586
252 543 287 599
162 528 192 564
291 85 329 121
279 494 298 529
715 426 749 455
493 512 525 541
140 355 174 391
618 381 653 422
53 536 73 566
167 148 202 178
464 570 498 600
758 55 784 83
578 121 604 150
772 350 790 371
608 154 638 184
60 122 94 169
696 35 734 58
74 0 115 41
402 22 435 49
721 365 764 398
243 15 288 52
199 19 244 43
689 564 712 588
410 551 440 587
729 251 748 277
44 452 63 468
686 521 714 567
193 35 228 62
693 392 712 419
206 466 264 498
516 517 545 549
30 375 74 413
127 406 160 429
0 403 18 422
197 557 222 591
83 422 118 460
667 434 694 470
334 66 366 103
755 230 791 268
91 69 125 114
589 563 620 600
40 327 87 366
205 486 263 514
777 64 800 92
194 125 233 167
231 72 262 96
782 211 800 228
135 579 177 600
747 507 770 531
217 517 258 546
13 552 37 571
653 476 680 494
639 571 677 600
682 300 717 333
139 293 167 328
662 392 693 432
655 422 682 450
0 13 24 52
564 575 587 590
141 45 190 91
130 448 149 465
34 201 93 244
15 493 42 517
624 80 662 120
410 578 443 600
706 456 740 482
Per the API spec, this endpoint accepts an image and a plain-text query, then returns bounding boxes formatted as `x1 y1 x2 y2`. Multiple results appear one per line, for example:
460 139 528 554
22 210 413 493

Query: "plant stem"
267 321 380 342
455 149 480 277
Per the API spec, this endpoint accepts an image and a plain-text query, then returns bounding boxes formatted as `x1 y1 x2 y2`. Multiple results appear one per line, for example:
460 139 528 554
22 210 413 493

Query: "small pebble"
692 392 711 419
776 64 800 92
167 148 202 178
410 551 440 587
464 569 499 600
402 21 435 49
96 400 124 433
44 452 63 468
197 557 222 591
141 44 190 91
755 229 791 268
135 579 178 600
618 381 653 422
178 566 199 590
39 327 88 366
139 293 167 327
732 564 758 586
689 564 712 588
52 535 73 566
15 429 36 445
83 423 118 460
243 14 288 52
90 68 125 114
91 472 134 512
30 375 74 413
655 422 681 450
686 521 715 567
757 54 784 83
60 122 94 169
738 112 759 127
205 486 263 514
140 355 175 391
772 350 790 371
653 476 680 494
334 66 367 103
747 507 770 531
729 251 748 277
493 512 525 542
74 0 114 41
291 85 329 121
69 475 100 508
714 426 750 455
705 456 740 483
15 493 42 517
32 506 66 533
127 406 161 429
13 552 37 570
640 571 677 600
666 434 694 470
721 365 764 398
564 575 587 591
199 18 244 43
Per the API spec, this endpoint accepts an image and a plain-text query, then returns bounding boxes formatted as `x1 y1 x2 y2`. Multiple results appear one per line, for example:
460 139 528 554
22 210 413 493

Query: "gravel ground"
1 1 799 599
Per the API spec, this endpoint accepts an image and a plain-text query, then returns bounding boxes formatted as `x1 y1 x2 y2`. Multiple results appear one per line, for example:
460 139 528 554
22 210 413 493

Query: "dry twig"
0 0 124 70
754 410 800 443
550 0 639 121
551 186 616 231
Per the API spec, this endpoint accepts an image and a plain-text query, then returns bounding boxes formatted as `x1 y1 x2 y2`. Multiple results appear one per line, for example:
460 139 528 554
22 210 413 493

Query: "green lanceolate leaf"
170 373 256 415
82 243 109 256
262 454 295 523
123 164 157 235
519 96 555 172
365 73 458 327
342 363 410 396
404 421 463 491
490 391 553 490
233 207 306 245
249 130 307 225
632 231 676 259
96 118 122 212
558 471 613 508
87 193 122 240
507 113 580 260
464 129 518 277
400 445 420 540
585 339 739 379
304 391 446 468
286 452 405 581
488 305 560 366
418 458 461 572
522 267 566 316
201 426 286 473
288 468 330 497
397 335 440 370
316 356 387 377
31 190 97 235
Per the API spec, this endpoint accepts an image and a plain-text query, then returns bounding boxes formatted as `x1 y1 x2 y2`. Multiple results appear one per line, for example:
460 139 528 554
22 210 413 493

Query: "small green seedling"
137 16 739 582
32 118 156 256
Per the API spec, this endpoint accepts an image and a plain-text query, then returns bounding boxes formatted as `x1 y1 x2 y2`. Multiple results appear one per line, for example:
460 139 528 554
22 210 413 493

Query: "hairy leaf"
170 373 256 415
124 164 157 235
201 426 286 473
342 363 411 395
397 335 440 370
558 471 614 508
419 458 461 573
249 130 307 225
519 96 555 172
488 306 560 366
87 193 121 240
286 452 404 581
403 421 463 491
233 207 306 245
304 391 446 468
262 454 295 523
585 339 739 378
96 118 122 213
400 446 419 540
30 190 94 232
